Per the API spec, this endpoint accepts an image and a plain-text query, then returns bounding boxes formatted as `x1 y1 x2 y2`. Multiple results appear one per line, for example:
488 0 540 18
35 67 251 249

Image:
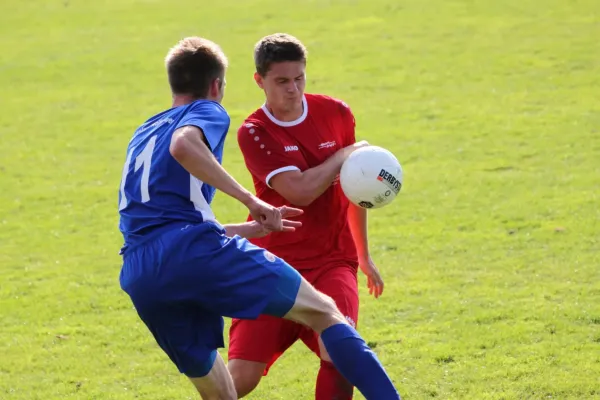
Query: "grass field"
1 0 600 398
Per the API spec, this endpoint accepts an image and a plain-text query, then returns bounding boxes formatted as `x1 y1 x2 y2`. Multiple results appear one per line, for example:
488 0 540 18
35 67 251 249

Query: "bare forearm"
270 141 367 207
223 221 262 238
348 202 369 259
300 168 340 201
171 129 254 206
292 151 346 205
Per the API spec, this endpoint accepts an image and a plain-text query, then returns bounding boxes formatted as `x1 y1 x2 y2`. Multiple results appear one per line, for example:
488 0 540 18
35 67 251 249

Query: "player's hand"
247 198 304 232
246 196 284 231
279 205 304 220
359 255 384 298
251 206 304 237
347 140 370 154
337 140 370 163
271 205 303 232
351 140 370 150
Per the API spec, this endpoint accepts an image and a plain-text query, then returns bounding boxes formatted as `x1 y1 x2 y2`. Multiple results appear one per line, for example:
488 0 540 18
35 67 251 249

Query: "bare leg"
227 359 266 398
188 352 237 400
280 277 400 399
282 276 348 333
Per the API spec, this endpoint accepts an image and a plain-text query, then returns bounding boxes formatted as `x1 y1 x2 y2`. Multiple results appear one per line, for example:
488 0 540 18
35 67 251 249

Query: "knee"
228 360 264 398
319 294 342 317
306 294 346 333
287 280 348 333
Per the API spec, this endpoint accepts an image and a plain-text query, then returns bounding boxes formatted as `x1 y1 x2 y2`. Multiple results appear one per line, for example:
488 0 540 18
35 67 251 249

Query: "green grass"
1 0 599 398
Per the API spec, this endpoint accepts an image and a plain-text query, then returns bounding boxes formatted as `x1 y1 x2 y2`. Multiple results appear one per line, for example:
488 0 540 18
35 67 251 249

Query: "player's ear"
254 72 264 89
209 78 221 99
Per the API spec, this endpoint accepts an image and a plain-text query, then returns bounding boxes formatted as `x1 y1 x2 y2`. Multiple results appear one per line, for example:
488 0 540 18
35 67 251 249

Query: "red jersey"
237 93 359 271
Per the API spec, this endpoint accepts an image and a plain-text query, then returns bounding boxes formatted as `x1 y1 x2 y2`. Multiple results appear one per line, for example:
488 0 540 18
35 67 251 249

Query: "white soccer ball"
340 146 403 209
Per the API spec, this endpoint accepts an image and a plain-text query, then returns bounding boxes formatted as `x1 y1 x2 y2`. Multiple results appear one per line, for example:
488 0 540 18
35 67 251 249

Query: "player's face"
255 61 306 113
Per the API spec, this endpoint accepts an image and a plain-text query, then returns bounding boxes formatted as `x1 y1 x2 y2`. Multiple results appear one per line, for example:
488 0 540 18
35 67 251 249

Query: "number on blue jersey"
119 135 157 210
118 100 231 252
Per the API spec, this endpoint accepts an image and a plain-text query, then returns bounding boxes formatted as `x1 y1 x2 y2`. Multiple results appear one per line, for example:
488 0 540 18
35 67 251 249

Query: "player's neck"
266 102 303 122
172 94 209 108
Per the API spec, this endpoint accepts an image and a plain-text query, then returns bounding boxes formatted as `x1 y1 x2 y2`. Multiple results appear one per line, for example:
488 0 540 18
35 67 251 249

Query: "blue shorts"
119 222 302 378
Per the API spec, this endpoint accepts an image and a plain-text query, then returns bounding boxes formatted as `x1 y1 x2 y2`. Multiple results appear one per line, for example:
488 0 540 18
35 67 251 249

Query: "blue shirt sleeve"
176 101 230 151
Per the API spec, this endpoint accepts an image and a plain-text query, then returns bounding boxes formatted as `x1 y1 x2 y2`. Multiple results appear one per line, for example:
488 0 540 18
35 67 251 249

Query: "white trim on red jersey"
265 165 301 188
261 96 308 127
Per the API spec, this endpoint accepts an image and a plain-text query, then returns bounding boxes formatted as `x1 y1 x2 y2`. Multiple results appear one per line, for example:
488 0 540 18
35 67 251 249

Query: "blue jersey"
118 100 230 253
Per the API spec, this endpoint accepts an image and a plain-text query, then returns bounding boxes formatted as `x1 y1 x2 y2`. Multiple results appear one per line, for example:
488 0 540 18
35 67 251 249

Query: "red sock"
315 360 354 400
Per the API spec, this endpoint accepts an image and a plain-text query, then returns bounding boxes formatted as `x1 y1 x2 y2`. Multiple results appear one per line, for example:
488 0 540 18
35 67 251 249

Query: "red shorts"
228 264 359 375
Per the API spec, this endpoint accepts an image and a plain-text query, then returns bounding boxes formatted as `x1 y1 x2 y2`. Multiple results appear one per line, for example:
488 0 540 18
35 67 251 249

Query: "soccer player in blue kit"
117 37 401 399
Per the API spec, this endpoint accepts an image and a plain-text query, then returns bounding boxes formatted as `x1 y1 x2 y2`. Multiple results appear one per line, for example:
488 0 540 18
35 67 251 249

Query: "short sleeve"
237 122 306 187
176 101 230 151
338 100 356 146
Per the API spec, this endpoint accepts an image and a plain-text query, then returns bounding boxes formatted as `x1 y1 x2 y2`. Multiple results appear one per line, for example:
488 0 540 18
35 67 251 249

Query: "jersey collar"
261 95 308 127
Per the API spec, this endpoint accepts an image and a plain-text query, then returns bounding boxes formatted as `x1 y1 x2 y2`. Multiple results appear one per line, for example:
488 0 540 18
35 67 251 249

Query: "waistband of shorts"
119 220 224 256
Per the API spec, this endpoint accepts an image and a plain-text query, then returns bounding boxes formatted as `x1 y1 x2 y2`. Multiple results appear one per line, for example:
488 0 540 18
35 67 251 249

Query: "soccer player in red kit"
227 33 386 399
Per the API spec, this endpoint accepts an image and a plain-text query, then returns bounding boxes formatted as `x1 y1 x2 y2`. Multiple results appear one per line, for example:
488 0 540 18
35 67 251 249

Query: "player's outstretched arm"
348 202 384 298
348 202 369 259
170 125 298 230
223 206 303 238
222 222 267 238
270 141 370 207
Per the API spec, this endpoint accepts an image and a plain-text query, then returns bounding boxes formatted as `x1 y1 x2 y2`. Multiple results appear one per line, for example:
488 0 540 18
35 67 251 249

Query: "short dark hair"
165 37 228 98
254 33 307 77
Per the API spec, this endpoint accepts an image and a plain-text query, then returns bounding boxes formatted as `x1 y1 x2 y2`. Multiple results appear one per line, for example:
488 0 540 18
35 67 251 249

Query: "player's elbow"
271 173 318 206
